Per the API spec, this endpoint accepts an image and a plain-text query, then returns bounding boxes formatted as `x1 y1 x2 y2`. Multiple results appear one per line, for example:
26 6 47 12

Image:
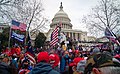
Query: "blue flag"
11 31 25 42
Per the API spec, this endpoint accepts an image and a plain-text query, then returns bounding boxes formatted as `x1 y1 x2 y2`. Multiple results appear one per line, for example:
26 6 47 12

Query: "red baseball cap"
37 52 49 63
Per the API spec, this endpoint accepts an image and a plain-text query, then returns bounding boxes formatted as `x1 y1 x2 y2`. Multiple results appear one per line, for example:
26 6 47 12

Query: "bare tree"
16 0 49 45
83 0 120 37
0 0 49 32
17 0 48 31
0 0 25 23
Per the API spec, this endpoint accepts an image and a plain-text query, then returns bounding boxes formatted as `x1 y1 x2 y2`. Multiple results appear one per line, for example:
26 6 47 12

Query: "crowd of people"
0 44 120 74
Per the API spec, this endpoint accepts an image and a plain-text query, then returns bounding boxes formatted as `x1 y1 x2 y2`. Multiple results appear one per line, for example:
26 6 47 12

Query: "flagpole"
58 21 62 47
25 22 30 46
8 25 12 48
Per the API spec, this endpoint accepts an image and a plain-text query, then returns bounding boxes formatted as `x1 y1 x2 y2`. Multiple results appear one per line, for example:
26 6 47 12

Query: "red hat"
75 50 79 54
49 54 60 68
37 52 49 63
114 54 120 58
69 57 84 66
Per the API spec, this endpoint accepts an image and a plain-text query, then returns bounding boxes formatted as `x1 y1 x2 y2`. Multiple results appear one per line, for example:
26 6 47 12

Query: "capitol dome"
50 2 72 29
54 7 68 18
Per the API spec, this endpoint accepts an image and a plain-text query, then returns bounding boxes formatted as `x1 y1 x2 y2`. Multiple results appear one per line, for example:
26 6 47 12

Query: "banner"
11 31 25 42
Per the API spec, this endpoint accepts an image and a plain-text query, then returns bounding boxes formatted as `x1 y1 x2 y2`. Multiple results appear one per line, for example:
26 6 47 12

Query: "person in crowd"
19 59 30 74
15 46 21 56
69 56 84 74
10 46 16 55
79 45 83 51
60 50 69 74
91 47 100 54
18 53 25 70
49 53 60 72
11 54 18 69
74 50 80 58
0 54 11 74
76 59 86 74
9 54 18 74
29 51 60 74
84 51 120 74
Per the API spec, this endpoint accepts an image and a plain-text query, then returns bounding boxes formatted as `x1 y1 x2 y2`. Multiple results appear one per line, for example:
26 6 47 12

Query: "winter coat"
29 62 60 74
0 62 11 74
60 56 66 72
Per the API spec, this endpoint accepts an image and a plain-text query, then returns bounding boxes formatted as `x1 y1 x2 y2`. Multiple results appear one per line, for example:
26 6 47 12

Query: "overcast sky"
42 0 99 32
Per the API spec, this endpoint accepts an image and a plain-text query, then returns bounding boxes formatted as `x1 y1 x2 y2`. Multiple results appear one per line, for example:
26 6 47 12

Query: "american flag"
11 20 27 31
50 26 59 46
25 32 36 64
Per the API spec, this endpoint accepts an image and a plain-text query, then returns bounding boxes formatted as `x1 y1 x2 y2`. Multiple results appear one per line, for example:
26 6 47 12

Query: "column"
62 24 64 28
72 32 74 40
78 33 80 41
75 33 77 41
70 32 72 39
68 32 70 37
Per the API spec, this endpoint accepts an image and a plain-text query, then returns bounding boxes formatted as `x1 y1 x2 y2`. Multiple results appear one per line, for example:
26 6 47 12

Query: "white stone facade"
46 2 94 42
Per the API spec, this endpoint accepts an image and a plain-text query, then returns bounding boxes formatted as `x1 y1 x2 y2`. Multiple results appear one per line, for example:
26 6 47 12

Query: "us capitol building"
45 2 96 44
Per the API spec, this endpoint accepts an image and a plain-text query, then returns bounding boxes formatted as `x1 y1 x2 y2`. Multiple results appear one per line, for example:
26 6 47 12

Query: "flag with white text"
11 31 25 42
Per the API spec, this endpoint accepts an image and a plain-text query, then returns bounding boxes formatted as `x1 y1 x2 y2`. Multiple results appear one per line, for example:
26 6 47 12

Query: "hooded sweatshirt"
29 62 60 74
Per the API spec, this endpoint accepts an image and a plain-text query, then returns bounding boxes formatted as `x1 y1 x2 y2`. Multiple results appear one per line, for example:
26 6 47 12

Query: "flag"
50 26 59 46
11 20 27 31
11 31 25 42
105 27 120 45
25 32 36 64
